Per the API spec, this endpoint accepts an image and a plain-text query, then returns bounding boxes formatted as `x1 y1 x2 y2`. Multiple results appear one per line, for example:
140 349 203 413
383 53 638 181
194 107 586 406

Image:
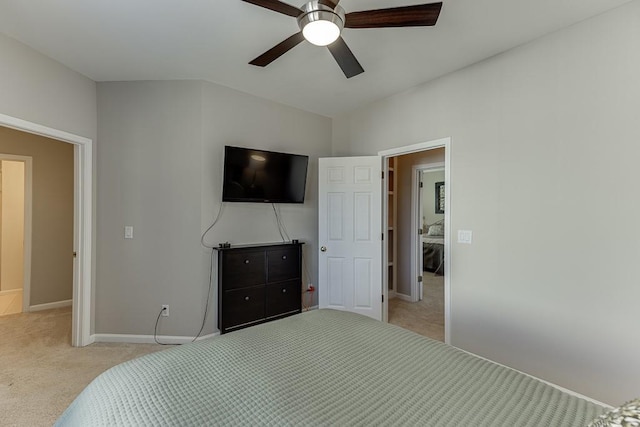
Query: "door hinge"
418 275 423 283
381 233 384 241
382 294 384 303
418 228 423 235
73 251 77 258
381 171 384 179
420 181 423 188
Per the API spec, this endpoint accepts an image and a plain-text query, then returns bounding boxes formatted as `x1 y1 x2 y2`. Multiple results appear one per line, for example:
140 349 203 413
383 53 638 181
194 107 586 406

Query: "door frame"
0 113 93 347
0 154 33 313
379 137 451 344
411 163 444 303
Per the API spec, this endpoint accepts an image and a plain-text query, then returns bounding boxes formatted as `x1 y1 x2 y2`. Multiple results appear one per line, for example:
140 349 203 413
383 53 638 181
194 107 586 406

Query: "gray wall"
333 1 640 405
0 127 74 304
96 80 331 337
0 34 96 141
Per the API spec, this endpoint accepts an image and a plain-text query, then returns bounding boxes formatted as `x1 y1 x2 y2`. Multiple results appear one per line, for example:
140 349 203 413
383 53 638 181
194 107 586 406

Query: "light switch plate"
124 226 134 239
458 230 473 244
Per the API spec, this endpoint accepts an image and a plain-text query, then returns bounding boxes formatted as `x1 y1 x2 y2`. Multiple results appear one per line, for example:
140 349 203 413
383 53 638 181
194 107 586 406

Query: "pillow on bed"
587 398 640 427
427 224 444 236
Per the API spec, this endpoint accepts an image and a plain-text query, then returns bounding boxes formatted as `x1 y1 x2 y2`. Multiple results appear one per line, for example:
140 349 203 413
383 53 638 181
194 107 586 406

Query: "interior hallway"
388 273 444 342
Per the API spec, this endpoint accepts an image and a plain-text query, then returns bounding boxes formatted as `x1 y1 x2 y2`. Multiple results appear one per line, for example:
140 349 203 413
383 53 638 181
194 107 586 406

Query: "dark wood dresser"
215 242 303 334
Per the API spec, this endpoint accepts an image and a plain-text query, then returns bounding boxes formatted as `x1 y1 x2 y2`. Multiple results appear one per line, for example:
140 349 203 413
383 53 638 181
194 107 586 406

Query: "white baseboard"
458 348 611 408
29 299 72 312
394 293 413 302
93 331 220 345
92 309 319 345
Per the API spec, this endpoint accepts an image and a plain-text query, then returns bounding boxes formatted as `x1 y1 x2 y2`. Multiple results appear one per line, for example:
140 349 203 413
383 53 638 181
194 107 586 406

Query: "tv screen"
222 146 309 203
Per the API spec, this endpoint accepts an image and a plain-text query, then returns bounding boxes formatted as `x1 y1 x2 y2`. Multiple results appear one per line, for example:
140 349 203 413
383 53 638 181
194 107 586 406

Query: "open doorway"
0 127 74 320
414 166 445 299
0 114 93 347
381 138 450 343
0 156 31 316
0 130 73 321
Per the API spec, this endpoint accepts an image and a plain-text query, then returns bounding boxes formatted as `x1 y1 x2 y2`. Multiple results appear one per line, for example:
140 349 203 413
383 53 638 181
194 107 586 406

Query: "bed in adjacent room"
423 235 444 275
57 309 610 426
423 220 445 275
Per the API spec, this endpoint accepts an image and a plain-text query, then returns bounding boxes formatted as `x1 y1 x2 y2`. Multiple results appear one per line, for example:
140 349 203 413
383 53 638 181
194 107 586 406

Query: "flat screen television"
222 146 309 203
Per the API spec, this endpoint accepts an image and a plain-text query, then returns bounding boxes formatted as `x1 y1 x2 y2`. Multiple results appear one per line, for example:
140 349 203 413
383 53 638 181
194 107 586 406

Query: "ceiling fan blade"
249 32 305 67
327 37 364 79
345 2 442 29
241 0 302 17
318 0 340 8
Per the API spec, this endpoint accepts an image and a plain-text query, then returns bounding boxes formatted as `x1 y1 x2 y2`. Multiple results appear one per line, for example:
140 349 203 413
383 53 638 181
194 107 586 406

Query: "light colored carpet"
0 307 166 426
388 273 444 341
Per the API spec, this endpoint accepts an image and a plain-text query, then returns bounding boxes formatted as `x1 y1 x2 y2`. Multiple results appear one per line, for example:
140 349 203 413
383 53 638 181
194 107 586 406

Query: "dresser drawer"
222 285 266 329
221 250 266 290
267 247 300 283
266 280 300 317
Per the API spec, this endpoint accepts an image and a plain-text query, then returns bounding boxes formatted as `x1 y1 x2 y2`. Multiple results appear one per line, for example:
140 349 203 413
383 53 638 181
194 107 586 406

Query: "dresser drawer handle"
282 289 287 293
244 259 250 264
244 296 250 301
282 255 287 260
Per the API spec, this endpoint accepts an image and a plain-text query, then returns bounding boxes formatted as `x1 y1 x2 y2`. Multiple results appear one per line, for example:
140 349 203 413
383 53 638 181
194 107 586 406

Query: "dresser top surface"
214 241 304 251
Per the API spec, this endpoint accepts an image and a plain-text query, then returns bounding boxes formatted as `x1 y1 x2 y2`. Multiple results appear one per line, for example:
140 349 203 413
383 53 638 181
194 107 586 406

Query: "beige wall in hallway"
1 160 25 291
0 127 74 306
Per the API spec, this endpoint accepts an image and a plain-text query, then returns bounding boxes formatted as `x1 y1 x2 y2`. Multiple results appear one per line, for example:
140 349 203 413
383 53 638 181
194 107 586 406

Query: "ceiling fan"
242 0 443 78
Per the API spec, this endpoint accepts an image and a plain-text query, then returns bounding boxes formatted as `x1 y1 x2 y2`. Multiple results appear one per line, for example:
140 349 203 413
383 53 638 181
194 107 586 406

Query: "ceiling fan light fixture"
297 2 345 46
302 18 340 46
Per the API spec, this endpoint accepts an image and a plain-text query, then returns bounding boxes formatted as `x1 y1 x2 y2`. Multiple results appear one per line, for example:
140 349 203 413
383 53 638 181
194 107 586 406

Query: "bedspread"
57 309 605 426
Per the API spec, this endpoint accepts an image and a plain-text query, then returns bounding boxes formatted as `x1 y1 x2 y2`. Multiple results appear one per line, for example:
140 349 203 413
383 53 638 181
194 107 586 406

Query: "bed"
56 309 608 426
423 235 444 275
423 219 445 275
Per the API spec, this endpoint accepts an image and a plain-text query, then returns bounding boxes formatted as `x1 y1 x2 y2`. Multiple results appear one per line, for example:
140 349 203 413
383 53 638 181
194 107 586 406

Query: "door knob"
320 246 327 252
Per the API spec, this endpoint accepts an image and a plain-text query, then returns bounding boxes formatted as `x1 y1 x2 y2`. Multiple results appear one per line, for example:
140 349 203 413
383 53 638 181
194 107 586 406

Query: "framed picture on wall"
435 181 445 214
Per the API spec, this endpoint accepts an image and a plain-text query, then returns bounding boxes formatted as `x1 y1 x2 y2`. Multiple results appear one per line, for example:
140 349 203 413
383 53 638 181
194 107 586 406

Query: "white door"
318 156 383 320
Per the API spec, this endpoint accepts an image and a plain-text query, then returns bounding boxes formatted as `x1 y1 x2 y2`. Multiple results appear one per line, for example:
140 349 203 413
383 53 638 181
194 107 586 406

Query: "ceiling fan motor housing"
297 1 346 45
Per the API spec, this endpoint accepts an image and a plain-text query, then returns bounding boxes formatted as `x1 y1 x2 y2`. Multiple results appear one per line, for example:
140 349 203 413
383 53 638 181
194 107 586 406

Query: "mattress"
56 309 605 426
423 236 444 245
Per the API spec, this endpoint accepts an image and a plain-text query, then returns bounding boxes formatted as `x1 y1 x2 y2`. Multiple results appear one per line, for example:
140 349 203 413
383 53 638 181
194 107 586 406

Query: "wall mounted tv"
222 146 309 203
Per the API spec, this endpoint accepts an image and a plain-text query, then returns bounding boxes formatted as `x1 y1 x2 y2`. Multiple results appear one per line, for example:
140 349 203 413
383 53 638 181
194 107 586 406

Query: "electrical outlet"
161 305 169 317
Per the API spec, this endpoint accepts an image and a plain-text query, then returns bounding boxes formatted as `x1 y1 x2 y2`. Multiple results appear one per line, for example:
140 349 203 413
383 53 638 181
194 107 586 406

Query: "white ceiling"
0 0 632 117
